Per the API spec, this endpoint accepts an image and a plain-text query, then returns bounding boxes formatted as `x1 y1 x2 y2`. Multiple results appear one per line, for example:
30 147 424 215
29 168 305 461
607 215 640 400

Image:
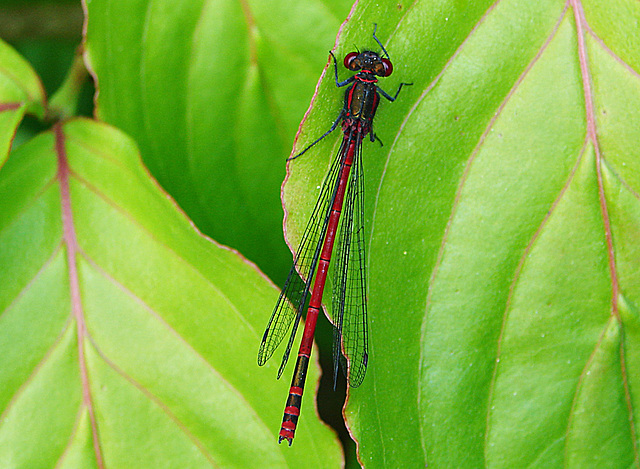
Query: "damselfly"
258 24 410 445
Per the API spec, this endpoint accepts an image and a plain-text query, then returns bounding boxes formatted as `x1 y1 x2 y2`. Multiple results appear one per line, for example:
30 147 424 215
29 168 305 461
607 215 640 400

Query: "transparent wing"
258 142 347 377
332 137 368 388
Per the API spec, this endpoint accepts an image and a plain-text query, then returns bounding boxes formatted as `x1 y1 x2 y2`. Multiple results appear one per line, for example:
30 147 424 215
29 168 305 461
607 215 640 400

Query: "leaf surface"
0 118 341 467
0 38 46 164
282 0 640 466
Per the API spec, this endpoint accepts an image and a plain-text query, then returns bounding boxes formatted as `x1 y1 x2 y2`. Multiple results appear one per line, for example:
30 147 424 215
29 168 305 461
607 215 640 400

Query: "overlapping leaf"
0 38 45 164
0 118 341 467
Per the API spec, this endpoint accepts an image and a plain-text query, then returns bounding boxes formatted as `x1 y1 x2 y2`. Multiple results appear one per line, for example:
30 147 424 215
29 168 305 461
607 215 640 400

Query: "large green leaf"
0 38 46 164
283 1 640 466
0 118 341 467
83 0 352 284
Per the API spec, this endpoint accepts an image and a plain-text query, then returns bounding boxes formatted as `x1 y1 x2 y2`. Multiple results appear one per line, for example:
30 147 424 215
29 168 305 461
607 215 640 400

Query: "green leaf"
0 38 46 164
284 1 640 466
83 0 352 283
0 118 341 467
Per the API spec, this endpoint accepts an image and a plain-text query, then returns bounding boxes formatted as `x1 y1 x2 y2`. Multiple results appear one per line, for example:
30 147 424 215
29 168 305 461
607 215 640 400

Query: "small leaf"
0 119 341 466
0 38 46 163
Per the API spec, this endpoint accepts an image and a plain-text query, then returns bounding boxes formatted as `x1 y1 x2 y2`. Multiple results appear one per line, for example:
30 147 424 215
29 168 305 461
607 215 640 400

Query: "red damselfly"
258 24 410 445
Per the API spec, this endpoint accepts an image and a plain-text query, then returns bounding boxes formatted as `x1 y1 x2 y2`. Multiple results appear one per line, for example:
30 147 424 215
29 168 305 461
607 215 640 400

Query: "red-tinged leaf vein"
425 0 569 311
67 131 131 173
62 127 258 335
55 124 105 469
586 28 640 80
0 242 62 319
370 0 506 462
583 27 640 203
385 1 570 462
572 1 618 309
0 317 73 429
54 405 88 469
78 247 272 436
67 169 259 338
572 0 638 463
379 0 503 184
0 181 58 252
486 135 589 452
374 0 522 273
424 6 570 445
85 335 217 465
602 158 640 204
564 316 620 459
0 103 22 112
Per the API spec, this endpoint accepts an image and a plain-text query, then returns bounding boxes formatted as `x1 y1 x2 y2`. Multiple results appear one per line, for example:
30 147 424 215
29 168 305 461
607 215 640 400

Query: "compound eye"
344 52 360 70
380 58 393 77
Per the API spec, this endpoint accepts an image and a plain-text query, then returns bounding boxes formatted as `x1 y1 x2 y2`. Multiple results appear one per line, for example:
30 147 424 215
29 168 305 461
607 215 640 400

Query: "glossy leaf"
0 118 341 467
83 0 352 284
0 38 46 164
283 0 640 466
